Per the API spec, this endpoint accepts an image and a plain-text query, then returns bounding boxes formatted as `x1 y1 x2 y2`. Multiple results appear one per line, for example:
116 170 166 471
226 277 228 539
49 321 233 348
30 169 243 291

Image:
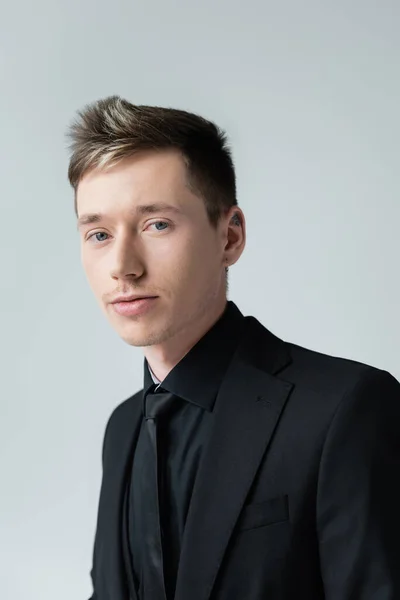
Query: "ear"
223 207 246 268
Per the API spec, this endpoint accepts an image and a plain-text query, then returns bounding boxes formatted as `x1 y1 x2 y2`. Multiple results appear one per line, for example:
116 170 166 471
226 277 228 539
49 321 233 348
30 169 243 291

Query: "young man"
67 96 400 600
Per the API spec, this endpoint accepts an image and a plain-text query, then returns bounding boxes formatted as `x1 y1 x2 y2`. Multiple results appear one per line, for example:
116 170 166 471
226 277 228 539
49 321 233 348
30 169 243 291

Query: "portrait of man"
67 95 400 600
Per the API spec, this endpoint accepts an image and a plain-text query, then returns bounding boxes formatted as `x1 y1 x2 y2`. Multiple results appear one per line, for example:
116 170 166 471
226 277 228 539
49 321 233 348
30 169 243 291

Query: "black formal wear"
88 300 400 600
128 302 246 599
131 387 178 600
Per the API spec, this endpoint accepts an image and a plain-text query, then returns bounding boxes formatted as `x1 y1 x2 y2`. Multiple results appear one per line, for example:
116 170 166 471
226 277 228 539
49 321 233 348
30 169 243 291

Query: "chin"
118 327 166 348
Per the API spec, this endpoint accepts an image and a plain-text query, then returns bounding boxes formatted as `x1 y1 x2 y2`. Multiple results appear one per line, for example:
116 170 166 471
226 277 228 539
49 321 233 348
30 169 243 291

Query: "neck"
144 297 228 382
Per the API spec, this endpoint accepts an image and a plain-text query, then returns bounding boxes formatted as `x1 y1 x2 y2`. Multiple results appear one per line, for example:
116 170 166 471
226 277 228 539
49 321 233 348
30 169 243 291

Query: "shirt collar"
143 300 246 412
148 364 162 389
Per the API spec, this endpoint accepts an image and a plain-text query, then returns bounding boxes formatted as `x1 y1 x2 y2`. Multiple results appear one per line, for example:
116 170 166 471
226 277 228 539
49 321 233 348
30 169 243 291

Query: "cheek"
149 234 200 273
160 244 219 291
160 236 211 271
82 258 104 296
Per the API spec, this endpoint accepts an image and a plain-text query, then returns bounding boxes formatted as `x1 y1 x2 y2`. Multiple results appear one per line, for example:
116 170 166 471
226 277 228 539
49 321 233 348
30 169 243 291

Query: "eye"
86 231 109 243
147 221 170 232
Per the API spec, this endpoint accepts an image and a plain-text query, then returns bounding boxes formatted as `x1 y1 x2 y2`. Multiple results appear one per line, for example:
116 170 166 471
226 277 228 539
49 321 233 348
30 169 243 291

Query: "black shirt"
128 300 246 599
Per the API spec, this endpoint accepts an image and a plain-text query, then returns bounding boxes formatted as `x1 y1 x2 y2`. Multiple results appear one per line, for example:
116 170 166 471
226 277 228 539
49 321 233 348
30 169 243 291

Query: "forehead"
76 149 202 222
78 149 187 197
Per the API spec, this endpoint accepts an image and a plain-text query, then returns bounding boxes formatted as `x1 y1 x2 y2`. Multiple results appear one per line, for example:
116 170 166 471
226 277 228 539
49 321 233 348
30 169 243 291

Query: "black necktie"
141 386 178 600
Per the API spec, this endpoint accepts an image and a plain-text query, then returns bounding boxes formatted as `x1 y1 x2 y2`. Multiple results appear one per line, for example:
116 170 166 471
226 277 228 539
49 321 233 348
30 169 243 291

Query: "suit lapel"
121 476 139 600
100 393 143 600
174 317 293 600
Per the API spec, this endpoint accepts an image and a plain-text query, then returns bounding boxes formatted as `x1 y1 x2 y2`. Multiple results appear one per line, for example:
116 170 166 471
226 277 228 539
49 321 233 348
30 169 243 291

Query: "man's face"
77 149 229 348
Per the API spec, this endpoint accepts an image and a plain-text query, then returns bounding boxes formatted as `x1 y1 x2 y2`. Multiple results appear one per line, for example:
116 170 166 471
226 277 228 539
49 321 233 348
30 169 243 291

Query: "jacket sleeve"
316 366 400 599
87 411 114 600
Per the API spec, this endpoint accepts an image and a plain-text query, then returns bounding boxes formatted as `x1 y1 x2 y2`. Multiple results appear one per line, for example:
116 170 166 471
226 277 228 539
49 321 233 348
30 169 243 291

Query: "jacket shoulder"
284 338 393 397
101 389 143 463
107 389 142 425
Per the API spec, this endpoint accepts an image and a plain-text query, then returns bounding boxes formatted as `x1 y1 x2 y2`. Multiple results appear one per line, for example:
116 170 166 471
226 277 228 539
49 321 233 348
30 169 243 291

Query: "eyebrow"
76 203 184 230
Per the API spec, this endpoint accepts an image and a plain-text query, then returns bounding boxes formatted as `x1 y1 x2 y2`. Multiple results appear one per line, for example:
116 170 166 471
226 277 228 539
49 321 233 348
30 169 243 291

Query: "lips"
111 296 158 316
111 295 156 304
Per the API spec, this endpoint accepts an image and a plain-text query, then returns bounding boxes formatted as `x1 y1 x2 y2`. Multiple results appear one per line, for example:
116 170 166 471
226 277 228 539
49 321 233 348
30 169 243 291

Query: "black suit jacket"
88 313 400 600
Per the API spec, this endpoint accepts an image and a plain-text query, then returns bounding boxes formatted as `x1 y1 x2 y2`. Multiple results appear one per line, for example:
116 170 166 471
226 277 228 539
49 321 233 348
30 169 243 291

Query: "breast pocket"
237 494 289 531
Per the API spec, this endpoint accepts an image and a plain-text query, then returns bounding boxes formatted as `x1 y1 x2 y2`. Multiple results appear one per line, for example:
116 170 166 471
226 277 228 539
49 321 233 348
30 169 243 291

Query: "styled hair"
66 95 238 228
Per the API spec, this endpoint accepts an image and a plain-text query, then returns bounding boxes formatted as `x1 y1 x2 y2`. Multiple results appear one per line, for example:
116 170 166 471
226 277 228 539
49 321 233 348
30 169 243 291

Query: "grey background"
1 1 399 598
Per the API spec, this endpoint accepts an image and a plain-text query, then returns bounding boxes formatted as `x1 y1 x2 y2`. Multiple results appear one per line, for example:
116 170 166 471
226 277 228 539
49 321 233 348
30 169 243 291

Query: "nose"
109 236 146 280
